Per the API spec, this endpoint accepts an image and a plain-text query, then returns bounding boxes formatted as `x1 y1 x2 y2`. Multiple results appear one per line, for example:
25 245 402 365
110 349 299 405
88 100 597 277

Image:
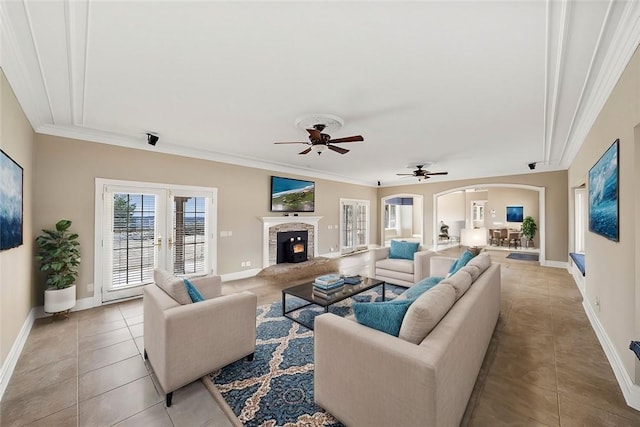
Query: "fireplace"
260 216 322 267
277 231 308 264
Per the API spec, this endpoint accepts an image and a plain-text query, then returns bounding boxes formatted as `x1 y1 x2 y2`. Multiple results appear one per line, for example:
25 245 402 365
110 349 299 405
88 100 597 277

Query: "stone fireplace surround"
260 216 322 268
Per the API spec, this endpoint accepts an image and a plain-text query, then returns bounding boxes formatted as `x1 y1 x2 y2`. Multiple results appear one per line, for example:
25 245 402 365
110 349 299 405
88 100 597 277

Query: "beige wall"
568 46 640 381
33 135 378 302
0 70 35 366
377 170 568 262
486 187 540 246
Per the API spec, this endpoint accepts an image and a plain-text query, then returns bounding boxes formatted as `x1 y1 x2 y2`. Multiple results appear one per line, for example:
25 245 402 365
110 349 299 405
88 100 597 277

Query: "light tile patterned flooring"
2 249 640 426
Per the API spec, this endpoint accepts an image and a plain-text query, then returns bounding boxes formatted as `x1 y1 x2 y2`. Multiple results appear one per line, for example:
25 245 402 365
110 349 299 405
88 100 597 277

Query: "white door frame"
93 178 218 306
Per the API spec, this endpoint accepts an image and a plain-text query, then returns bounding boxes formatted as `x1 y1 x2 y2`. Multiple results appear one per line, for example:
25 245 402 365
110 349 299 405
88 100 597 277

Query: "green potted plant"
36 219 81 314
521 216 537 247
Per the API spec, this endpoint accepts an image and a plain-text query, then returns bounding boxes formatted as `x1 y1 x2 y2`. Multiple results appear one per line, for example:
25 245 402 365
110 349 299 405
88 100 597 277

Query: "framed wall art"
588 139 619 242
1 150 24 250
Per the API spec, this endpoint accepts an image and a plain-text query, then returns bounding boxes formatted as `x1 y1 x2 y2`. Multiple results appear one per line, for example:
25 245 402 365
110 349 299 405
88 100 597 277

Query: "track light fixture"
146 133 159 146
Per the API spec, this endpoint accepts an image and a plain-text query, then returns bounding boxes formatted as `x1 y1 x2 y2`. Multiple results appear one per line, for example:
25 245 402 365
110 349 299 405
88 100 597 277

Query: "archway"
433 184 547 264
380 193 424 246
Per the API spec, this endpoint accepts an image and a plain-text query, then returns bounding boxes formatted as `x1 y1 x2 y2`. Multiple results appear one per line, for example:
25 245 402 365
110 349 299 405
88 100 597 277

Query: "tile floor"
2 249 640 426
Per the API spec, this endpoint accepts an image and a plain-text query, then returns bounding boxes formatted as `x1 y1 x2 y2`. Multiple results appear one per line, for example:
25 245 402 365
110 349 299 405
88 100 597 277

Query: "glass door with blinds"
340 199 370 254
96 179 217 303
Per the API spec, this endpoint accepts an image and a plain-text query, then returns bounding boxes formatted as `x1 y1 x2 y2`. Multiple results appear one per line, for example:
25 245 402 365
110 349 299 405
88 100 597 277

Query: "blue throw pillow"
389 240 420 260
404 276 445 299
448 250 475 276
352 299 414 336
183 278 205 303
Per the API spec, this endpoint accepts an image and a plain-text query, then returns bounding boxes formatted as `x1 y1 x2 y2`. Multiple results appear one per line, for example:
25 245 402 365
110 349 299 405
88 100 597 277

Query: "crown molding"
560 1 640 168
35 124 376 187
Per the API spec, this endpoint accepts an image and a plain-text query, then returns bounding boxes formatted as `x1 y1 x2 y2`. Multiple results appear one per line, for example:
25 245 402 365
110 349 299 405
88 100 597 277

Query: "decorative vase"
44 285 76 313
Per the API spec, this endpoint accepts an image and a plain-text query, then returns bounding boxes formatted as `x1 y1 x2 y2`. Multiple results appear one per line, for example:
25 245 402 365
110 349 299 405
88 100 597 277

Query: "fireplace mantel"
260 216 322 268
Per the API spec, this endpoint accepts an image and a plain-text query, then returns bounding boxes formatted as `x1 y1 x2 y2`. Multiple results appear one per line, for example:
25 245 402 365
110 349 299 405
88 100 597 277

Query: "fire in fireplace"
277 231 308 264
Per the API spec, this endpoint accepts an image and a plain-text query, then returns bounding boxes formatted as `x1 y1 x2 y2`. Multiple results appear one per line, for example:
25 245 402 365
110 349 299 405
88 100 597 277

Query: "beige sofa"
143 270 257 406
370 245 436 287
315 252 500 427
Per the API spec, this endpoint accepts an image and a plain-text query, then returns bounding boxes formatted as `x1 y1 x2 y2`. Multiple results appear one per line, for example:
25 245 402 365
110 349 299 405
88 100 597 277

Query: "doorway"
380 194 423 246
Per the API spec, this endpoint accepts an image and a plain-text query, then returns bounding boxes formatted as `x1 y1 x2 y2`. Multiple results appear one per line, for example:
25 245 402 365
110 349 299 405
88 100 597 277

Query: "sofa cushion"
376 258 414 274
399 283 456 344
467 252 491 273
183 278 205 303
396 276 444 300
154 269 191 305
440 270 473 300
460 264 482 281
389 240 420 260
447 250 475 277
352 299 415 336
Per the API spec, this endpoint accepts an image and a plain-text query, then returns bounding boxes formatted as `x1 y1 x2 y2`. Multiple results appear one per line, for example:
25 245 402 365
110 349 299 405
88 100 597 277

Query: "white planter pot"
44 285 76 313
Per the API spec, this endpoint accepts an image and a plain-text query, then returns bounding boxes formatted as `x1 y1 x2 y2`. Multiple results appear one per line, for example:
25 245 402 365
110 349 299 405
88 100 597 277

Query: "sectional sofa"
314 252 500 426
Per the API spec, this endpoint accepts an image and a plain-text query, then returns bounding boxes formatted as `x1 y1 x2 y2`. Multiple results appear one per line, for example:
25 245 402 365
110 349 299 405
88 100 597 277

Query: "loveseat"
370 242 436 287
143 270 257 406
315 252 500 427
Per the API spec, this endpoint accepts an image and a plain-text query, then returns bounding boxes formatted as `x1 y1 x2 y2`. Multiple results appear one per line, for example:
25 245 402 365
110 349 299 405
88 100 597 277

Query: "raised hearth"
260 216 322 268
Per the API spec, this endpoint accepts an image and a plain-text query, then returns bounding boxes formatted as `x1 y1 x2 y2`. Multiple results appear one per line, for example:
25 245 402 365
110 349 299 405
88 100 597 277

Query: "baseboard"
221 268 260 282
541 260 567 269
582 299 640 410
568 259 585 298
34 296 97 319
0 308 36 401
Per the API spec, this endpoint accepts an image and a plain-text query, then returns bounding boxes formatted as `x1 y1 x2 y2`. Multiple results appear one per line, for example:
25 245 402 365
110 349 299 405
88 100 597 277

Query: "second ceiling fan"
397 164 448 181
274 124 364 155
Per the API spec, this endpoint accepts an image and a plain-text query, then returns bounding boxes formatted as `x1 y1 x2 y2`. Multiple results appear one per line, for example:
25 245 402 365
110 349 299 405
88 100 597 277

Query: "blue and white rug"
210 284 405 426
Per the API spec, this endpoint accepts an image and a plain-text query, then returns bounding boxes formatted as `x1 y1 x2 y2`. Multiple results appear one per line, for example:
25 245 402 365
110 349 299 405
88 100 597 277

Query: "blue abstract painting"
589 139 618 242
0 150 23 250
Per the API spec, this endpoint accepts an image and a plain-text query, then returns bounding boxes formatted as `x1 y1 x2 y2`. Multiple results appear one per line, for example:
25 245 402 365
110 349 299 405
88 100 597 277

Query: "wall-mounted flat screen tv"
270 176 315 212
506 205 524 223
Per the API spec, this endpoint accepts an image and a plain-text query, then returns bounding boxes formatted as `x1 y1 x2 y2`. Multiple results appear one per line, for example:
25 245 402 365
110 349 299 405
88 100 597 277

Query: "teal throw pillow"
389 240 420 260
183 279 205 303
404 276 445 299
352 299 414 336
448 250 475 276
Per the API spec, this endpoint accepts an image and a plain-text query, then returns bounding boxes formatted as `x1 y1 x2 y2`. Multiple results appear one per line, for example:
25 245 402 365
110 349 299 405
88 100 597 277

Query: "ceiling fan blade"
328 145 349 154
306 128 322 141
425 172 448 176
298 148 312 155
274 141 307 145
329 135 364 144
396 173 414 176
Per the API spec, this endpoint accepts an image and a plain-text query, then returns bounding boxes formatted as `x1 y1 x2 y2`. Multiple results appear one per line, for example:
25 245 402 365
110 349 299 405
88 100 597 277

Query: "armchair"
369 243 435 287
143 270 257 406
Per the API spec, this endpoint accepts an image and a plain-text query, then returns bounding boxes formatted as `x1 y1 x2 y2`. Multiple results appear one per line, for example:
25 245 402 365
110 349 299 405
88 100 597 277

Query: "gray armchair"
143 270 257 406
369 245 436 287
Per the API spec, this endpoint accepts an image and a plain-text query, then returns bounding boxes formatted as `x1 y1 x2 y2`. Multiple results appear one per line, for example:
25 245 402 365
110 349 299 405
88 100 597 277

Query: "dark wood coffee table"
282 276 385 330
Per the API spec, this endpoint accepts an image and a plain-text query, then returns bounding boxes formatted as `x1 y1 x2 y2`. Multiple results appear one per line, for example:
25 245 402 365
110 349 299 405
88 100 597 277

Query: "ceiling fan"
397 164 448 181
274 124 364 155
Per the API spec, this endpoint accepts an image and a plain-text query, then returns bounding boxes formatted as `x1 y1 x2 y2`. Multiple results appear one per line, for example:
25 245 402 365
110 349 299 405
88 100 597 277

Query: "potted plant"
36 219 81 315
521 216 537 248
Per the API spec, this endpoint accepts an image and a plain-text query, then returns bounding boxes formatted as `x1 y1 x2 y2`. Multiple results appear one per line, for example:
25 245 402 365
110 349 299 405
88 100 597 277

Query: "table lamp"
461 228 487 255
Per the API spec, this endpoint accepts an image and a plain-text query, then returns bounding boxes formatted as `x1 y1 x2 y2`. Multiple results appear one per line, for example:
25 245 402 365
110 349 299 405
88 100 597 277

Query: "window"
574 187 586 252
472 202 485 221
385 204 397 229
341 199 370 253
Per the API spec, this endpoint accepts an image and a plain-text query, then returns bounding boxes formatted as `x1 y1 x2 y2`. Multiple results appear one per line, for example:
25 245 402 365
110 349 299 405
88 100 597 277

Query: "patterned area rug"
208 284 405 427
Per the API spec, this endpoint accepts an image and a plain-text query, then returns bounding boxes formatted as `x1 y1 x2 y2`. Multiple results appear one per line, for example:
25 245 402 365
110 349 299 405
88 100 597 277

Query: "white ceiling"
2 1 640 187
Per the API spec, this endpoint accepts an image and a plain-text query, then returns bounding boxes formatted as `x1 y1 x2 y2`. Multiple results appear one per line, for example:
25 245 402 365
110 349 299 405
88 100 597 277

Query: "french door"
95 179 217 303
340 199 369 254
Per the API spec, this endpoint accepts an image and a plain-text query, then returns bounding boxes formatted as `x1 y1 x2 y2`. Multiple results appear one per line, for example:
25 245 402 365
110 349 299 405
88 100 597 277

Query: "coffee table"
282 276 385 330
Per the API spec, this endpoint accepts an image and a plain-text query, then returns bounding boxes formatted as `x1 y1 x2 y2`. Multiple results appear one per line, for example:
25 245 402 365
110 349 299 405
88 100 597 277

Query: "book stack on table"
313 274 345 299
